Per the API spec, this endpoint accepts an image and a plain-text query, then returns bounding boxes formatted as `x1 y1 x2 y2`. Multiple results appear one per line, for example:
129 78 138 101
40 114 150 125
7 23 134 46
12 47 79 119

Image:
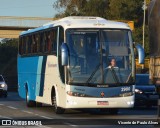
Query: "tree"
53 0 109 18
133 26 149 57
80 0 109 18
108 0 144 26
0 39 18 90
53 0 144 22
53 0 87 17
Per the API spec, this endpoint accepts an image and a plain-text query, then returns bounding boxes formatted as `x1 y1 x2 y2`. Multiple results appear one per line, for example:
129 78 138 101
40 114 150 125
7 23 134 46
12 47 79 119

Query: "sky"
0 0 59 18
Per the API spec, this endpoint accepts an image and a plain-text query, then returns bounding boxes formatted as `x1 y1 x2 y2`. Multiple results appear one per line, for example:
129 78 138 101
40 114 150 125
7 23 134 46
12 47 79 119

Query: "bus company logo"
100 92 105 97
48 62 57 68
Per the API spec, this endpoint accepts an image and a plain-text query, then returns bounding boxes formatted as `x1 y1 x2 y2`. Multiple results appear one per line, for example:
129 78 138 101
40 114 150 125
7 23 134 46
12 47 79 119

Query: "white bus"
18 16 144 114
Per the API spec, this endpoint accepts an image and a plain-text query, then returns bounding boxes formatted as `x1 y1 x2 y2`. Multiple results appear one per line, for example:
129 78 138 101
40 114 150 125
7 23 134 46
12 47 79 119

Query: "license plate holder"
97 101 109 105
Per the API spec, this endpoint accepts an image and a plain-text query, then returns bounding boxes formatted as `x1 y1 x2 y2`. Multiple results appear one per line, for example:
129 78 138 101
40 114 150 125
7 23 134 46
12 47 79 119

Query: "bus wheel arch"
51 86 65 114
25 83 36 107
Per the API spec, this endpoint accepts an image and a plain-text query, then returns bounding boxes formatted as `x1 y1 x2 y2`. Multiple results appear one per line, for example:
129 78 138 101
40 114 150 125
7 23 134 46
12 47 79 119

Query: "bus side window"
52 28 57 54
46 31 51 53
33 34 37 53
26 36 28 54
39 32 43 53
34 34 38 53
22 37 25 55
41 32 46 53
36 34 40 53
44 32 48 53
31 35 34 53
49 30 53 53
28 36 32 54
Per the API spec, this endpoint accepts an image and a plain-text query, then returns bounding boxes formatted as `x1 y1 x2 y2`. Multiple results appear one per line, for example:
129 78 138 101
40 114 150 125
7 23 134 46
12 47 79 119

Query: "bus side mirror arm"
135 44 145 64
61 43 69 66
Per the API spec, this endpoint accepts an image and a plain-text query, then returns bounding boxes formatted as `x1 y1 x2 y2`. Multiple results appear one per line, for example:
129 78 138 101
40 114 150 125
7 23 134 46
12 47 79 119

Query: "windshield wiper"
126 73 133 83
110 67 120 84
86 63 101 84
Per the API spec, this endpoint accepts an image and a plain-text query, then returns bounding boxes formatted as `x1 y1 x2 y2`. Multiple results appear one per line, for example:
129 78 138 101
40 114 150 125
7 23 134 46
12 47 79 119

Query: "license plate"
97 101 109 105
149 95 159 99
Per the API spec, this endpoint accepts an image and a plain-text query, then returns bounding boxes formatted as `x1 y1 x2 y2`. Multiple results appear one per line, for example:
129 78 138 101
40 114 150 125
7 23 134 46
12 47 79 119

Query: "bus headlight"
135 89 143 94
67 91 86 97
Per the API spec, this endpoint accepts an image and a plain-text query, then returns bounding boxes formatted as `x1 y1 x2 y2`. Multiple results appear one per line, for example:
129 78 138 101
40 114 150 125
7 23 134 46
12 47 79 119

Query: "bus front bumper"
65 95 134 108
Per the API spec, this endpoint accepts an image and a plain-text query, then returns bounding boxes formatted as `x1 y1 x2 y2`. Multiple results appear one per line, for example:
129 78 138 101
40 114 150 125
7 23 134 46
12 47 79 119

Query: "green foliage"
53 0 109 18
0 39 18 76
80 0 109 17
109 0 143 21
0 39 18 90
53 0 144 22
133 26 149 57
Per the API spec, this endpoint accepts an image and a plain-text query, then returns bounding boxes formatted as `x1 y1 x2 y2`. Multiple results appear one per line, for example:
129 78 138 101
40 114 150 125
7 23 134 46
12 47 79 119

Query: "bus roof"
20 16 130 36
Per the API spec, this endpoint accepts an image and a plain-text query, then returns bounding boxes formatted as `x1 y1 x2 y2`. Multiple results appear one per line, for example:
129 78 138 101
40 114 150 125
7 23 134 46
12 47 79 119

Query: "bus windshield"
66 29 134 85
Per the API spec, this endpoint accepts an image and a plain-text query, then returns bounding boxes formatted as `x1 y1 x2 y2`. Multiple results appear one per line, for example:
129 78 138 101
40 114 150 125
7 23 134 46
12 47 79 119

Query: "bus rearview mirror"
135 44 145 64
61 43 69 66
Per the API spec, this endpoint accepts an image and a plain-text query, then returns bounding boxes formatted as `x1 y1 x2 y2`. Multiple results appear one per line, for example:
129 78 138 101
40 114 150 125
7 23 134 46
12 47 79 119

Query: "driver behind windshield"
107 58 119 69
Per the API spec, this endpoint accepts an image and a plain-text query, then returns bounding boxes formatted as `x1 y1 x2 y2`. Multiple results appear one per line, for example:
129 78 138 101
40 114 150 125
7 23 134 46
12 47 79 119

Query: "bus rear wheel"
26 89 36 107
52 94 65 114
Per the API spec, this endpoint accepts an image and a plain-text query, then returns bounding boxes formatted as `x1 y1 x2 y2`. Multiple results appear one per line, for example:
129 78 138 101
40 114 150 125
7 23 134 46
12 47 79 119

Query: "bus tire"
52 91 65 114
26 89 36 107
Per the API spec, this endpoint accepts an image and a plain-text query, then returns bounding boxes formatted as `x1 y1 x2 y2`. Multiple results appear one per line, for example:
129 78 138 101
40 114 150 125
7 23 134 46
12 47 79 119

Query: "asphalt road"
0 92 159 128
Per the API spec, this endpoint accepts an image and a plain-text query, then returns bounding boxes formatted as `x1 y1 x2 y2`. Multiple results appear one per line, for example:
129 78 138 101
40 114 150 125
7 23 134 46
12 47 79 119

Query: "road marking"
64 122 78 127
21 110 52 119
38 125 52 128
7 106 17 110
39 115 53 119
21 110 33 114
0 115 13 119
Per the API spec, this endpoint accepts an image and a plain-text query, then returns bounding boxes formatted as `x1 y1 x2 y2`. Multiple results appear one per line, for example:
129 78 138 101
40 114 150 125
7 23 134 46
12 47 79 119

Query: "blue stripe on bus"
70 85 133 98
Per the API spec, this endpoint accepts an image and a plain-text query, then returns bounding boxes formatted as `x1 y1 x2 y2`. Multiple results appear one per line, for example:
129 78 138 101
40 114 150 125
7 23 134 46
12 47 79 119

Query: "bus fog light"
127 101 134 105
127 101 131 105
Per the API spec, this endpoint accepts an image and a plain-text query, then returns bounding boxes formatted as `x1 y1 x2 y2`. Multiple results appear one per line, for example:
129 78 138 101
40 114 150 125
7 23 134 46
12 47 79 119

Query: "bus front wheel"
26 89 36 107
52 93 65 114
